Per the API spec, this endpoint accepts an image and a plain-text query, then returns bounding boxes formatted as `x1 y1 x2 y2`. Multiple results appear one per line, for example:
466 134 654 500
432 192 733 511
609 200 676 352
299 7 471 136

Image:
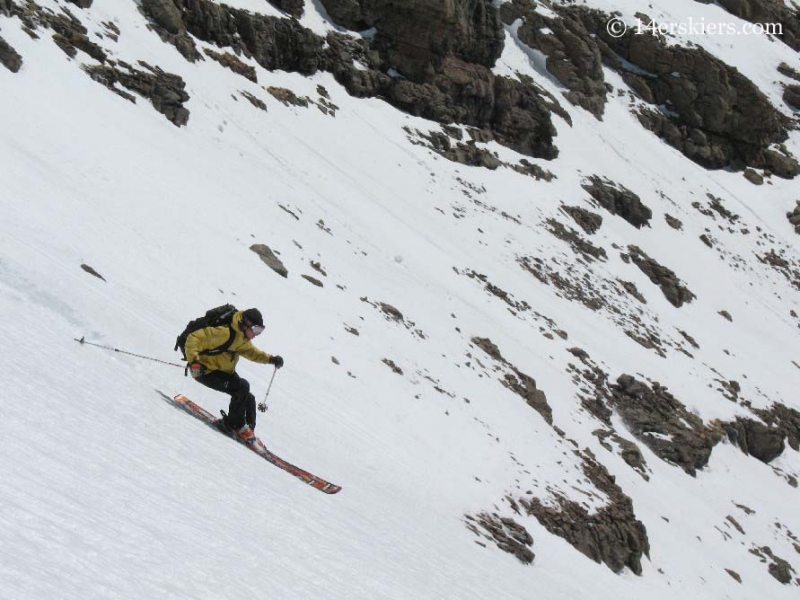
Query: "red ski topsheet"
163 392 341 494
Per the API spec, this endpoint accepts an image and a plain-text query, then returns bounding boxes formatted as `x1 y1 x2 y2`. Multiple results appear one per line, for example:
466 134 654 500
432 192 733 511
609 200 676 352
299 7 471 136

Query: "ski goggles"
246 323 265 336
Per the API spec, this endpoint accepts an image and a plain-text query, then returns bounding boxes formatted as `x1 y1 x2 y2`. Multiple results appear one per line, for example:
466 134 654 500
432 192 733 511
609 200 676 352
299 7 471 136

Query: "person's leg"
196 371 251 429
244 392 257 431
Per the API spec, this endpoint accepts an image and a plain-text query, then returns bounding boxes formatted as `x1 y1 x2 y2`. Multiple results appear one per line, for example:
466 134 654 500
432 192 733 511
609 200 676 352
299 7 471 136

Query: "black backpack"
175 304 238 360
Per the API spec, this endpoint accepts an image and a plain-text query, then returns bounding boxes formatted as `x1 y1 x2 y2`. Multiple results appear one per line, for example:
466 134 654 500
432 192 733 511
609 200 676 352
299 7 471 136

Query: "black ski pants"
195 370 256 430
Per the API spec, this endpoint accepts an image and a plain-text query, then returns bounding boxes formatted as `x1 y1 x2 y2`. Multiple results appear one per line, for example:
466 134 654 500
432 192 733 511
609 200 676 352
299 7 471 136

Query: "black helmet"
242 308 263 327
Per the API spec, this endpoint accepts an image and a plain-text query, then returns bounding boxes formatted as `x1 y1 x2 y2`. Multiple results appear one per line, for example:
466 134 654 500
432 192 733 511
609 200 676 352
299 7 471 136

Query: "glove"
269 355 284 369
189 362 204 378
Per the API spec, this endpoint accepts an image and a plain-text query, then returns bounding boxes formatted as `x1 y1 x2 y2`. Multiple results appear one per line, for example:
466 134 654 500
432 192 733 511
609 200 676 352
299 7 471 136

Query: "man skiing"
184 308 283 442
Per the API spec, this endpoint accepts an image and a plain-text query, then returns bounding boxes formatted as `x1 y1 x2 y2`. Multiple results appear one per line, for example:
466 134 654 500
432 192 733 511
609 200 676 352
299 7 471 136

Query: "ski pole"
73 336 185 369
258 367 277 413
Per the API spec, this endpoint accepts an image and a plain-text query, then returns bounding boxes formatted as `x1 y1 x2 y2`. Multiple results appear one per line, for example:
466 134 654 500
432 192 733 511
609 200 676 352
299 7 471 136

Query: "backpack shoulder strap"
199 325 237 356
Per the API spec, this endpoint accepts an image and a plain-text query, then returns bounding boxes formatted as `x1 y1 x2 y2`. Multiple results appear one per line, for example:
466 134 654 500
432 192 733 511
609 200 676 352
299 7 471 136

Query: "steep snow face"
1 0 799 599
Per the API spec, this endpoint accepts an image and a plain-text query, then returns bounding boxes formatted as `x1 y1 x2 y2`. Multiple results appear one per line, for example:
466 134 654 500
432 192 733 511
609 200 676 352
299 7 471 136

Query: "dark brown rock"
725 569 742 583
723 418 785 463
0 35 22 72
467 512 535 564
612 375 721 475
758 546 796 584
142 0 184 34
144 0 561 161
627 246 696 308
267 86 310 107
80 264 105 281
150 0 324 74
320 0 505 80
472 336 553 424
561 6 797 176
379 302 403 322
522 450 649 574
240 91 267 111
744 168 764 185
561 205 603 235
546 219 607 262
204 48 257 82
582 177 652 229
410 129 502 169
42 6 107 63
381 358 403 375
784 85 800 111
704 0 800 51
83 62 190 126
268 0 304 19
788 201 800 235
301 274 323 287
501 0 607 118
250 244 288 277
66 0 93 8
664 214 683 230
779 62 800 82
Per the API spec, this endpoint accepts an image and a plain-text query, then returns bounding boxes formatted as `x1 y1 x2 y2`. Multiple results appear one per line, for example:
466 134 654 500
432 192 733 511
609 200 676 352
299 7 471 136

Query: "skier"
184 308 283 442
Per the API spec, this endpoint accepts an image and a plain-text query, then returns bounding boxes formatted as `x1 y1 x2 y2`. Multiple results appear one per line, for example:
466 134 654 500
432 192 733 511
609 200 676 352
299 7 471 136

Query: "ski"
159 391 341 494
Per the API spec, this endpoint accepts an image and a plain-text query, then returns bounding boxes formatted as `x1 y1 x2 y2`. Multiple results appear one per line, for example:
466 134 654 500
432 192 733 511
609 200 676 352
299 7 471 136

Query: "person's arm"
238 341 273 365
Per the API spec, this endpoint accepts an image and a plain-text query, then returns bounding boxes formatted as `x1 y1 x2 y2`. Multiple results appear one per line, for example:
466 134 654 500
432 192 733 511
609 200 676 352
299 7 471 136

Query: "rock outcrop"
250 244 288 278
607 26 797 176
546 219 607 262
472 336 553 424
785 202 800 234
0 35 22 72
494 1 798 176
83 62 190 126
465 512 535 564
320 0 505 80
500 0 608 119
141 0 562 160
204 48 257 82
724 419 785 463
268 0 303 19
561 205 603 235
696 0 800 52
725 402 800 463
582 177 652 229
626 246 696 308
7 0 107 63
522 449 649 574
611 375 722 475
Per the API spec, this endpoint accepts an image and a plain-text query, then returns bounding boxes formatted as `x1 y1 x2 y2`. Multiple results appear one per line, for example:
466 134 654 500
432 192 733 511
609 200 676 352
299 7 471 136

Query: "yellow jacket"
185 311 272 373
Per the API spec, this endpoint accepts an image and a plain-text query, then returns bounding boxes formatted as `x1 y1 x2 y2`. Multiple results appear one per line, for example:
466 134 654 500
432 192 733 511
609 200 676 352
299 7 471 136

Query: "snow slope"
1 0 799 598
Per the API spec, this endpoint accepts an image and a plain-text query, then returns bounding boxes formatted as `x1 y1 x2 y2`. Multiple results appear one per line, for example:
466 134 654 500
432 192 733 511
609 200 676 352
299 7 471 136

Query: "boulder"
784 85 800 110
500 0 607 118
612 375 720 475
83 62 190 126
627 246 696 308
709 0 800 51
0 36 22 72
320 0 505 80
522 451 649 574
250 244 288 278
582 177 652 229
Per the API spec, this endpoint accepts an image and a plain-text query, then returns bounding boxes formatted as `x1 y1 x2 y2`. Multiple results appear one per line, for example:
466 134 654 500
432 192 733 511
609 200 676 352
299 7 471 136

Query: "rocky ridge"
501 0 799 177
